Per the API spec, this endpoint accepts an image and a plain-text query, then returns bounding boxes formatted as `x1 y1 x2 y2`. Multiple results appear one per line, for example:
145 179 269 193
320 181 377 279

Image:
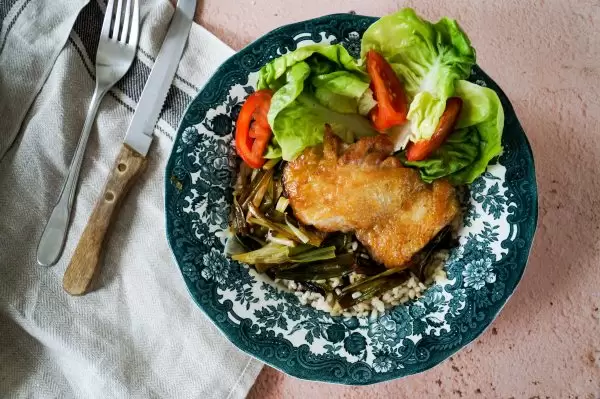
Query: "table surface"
189 1 600 397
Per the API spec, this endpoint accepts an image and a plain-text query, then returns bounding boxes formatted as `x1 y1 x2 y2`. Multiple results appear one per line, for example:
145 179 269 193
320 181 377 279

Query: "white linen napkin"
0 0 263 397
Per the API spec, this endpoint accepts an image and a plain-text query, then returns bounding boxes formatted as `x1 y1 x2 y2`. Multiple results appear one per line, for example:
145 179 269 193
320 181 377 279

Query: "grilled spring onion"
231 242 293 265
341 266 406 294
274 253 355 281
285 215 325 247
230 159 427 303
334 229 455 303
229 196 248 234
303 281 328 295
225 234 265 257
410 226 455 280
262 158 281 170
322 232 353 252
337 271 410 309
247 206 298 242
288 246 336 263
240 169 274 211
224 234 249 256
233 162 252 196
232 242 336 265
260 177 276 213
236 168 260 206
285 215 309 243
251 170 274 209
247 204 324 247
255 263 277 273
353 255 387 276
266 231 296 247
273 178 284 203
264 209 286 223
275 196 289 213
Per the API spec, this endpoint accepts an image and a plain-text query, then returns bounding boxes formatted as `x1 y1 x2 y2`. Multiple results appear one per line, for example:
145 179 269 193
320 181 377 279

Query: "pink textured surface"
194 1 600 397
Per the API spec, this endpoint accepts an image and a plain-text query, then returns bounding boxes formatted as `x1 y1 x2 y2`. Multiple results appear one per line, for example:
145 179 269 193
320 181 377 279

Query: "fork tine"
127 0 140 45
100 0 115 38
119 0 132 42
112 0 124 40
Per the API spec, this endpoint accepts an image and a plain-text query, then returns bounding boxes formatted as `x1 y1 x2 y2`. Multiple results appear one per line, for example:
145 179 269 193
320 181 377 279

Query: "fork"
37 0 140 267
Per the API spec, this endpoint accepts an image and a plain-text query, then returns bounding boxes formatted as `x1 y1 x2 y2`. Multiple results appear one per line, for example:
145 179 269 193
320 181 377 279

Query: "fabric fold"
0 0 263 397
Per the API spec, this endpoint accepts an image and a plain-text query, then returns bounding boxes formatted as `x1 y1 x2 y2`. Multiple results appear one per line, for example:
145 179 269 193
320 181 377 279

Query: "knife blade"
125 0 196 157
62 0 197 296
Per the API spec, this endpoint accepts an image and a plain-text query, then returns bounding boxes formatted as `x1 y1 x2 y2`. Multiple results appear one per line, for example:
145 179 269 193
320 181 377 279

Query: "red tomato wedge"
366 50 408 131
405 97 463 162
235 90 273 169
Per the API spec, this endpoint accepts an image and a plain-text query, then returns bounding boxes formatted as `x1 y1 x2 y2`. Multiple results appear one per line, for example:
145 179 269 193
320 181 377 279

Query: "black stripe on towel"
71 0 195 131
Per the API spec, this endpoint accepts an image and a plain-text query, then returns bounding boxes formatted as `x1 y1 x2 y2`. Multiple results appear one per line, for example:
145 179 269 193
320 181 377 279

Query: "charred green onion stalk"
227 159 457 310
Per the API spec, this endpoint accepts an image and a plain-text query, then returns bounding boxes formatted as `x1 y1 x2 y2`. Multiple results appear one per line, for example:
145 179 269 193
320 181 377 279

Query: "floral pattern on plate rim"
165 14 538 385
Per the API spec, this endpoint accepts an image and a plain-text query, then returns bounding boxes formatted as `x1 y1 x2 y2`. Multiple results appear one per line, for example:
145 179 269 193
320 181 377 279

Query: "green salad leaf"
262 62 312 159
253 8 501 185
451 80 504 183
257 44 375 160
312 71 370 114
266 62 311 134
361 8 475 141
402 127 479 183
257 44 363 90
264 139 283 159
404 80 504 184
271 94 377 160
268 97 324 161
296 94 377 142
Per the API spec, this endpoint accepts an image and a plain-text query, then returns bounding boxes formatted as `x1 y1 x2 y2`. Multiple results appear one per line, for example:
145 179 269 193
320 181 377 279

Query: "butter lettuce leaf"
404 80 504 184
361 8 475 141
312 71 370 114
271 94 377 160
403 127 480 183
257 44 374 160
450 80 504 183
257 44 363 90
267 62 311 131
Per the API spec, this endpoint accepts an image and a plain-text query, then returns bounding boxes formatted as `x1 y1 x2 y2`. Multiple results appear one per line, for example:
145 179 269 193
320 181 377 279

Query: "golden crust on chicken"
283 130 460 269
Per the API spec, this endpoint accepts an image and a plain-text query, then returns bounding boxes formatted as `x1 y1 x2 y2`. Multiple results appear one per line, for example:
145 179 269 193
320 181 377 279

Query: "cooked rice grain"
278 250 448 317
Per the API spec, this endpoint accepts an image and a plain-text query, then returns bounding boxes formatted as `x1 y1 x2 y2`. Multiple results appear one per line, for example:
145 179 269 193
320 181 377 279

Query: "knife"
62 0 197 295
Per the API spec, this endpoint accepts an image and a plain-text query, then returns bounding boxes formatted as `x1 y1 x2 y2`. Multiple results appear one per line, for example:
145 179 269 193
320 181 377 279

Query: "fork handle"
36 86 106 266
63 144 147 296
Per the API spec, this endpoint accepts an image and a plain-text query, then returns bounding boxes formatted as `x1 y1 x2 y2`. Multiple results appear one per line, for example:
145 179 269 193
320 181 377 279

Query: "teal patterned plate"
165 14 538 385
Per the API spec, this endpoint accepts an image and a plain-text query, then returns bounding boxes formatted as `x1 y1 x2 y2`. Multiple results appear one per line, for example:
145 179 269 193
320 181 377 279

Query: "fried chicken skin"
283 130 460 268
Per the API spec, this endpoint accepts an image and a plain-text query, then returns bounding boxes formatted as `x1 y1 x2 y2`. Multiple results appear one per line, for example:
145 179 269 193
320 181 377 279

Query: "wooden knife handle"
63 144 147 296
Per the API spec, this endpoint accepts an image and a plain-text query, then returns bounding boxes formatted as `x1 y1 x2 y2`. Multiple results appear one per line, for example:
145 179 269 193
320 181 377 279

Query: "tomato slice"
405 97 463 162
235 90 273 168
249 123 271 140
366 50 408 131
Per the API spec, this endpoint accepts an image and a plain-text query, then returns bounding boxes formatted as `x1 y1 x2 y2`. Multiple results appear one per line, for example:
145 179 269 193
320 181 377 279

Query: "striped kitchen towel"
0 0 263 397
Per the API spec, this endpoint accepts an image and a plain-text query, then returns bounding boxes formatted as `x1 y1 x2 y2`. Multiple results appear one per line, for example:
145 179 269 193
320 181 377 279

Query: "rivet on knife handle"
63 145 147 296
